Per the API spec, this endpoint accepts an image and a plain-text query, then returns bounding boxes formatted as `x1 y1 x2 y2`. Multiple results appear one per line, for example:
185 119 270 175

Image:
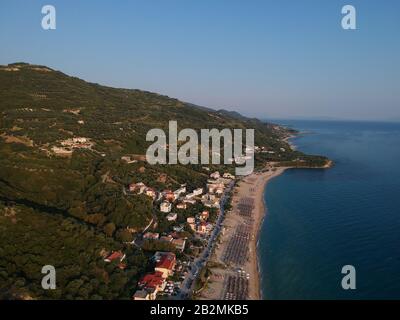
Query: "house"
155 252 176 278
202 195 220 208
207 184 216 194
72 137 88 144
173 225 184 232
104 251 126 263
138 271 166 296
143 232 160 240
51 146 73 156
203 200 212 208
166 212 177 221
60 137 94 150
185 193 195 199
200 211 209 221
144 187 157 200
172 238 186 252
163 190 176 202
202 194 216 201
186 217 195 224
186 217 196 231
121 156 138 164
174 186 186 198
203 199 220 208
176 202 187 210
129 182 146 194
160 201 172 213
207 182 224 194
193 188 203 196
183 198 196 205
210 171 220 179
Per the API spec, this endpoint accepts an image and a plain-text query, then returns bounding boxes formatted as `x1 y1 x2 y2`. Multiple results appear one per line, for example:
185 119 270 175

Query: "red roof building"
155 252 176 278
200 210 209 221
138 271 166 290
104 251 126 263
163 190 176 202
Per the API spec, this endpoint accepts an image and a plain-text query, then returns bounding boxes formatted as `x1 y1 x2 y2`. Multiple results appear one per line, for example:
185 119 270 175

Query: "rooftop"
155 252 176 270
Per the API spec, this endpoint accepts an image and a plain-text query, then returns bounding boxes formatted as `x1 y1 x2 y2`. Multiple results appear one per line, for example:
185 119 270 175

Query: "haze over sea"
259 120 400 299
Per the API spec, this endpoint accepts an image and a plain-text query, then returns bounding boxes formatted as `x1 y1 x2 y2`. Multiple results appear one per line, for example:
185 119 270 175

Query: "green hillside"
0 63 328 299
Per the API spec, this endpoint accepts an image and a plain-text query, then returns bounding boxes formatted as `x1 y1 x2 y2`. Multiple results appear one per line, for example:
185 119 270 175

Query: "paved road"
178 181 234 299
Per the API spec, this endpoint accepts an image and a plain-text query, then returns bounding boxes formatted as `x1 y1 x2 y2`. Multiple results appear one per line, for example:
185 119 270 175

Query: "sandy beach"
200 165 287 300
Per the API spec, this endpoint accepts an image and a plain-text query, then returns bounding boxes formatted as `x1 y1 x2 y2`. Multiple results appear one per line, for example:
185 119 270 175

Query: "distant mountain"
216 109 249 120
185 103 249 120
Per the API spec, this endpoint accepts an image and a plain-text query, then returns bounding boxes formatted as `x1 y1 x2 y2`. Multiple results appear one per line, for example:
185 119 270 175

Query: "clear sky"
0 0 399 121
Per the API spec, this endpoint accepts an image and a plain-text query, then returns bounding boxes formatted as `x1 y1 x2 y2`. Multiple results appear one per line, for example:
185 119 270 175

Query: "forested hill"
0 62 290 150
0 62 328 299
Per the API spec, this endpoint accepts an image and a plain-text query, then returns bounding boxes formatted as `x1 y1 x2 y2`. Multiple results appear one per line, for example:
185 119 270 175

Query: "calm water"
259 120 400 299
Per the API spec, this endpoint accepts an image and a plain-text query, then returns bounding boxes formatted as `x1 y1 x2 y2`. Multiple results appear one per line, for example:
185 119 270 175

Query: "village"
39 132 283 300
101 169 236 300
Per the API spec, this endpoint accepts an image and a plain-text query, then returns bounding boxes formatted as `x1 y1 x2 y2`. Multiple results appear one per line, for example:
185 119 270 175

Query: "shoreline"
198 158 332 300
250 162 332 299
199 165 288 300
249 167 287 299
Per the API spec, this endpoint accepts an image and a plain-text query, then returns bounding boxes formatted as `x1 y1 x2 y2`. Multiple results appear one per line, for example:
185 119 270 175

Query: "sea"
258 120 400 299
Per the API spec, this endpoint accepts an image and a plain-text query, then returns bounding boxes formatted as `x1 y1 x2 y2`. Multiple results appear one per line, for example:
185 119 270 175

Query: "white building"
160 201 172 213
166 212 177 221
207 182 224 194
176 202 187 209
129 182 147 194
174 186 186 196
193 188 203 196
183 198 196 205
185 193 195 199
210 171 220 179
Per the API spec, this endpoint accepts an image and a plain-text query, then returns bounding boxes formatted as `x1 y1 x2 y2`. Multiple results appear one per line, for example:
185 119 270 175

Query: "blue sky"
0 0 399 121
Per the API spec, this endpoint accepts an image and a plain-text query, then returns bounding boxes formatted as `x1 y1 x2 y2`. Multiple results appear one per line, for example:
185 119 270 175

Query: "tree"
103 222 116 237
115 229 133 243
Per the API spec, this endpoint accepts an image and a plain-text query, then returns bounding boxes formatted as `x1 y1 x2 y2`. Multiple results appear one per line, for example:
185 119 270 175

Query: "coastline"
200 165 287 300
199 160 332 300
248 167 287 299
247 162 332 299
198 130 332 300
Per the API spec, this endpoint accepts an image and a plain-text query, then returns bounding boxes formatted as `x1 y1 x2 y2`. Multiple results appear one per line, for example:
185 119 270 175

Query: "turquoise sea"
259 120 400 299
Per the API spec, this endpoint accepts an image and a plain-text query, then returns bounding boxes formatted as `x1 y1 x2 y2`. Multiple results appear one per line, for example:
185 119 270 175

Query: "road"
178 181 234 299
